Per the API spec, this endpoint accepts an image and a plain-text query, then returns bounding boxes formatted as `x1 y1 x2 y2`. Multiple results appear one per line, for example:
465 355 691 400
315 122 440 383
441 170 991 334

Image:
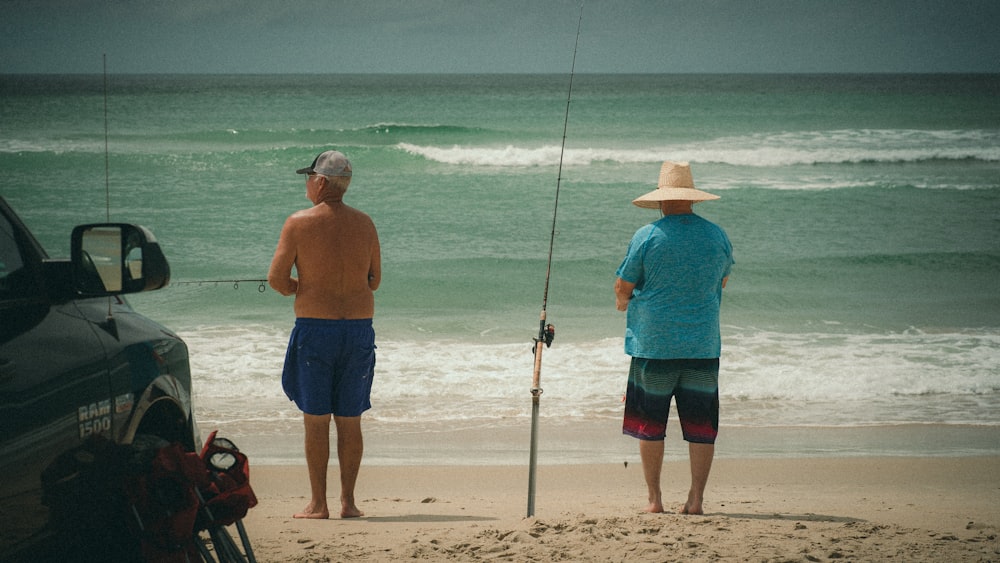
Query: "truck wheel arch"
123 375 198 452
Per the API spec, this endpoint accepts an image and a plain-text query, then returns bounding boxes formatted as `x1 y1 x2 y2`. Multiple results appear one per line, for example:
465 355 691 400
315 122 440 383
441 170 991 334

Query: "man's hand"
614 277 635 312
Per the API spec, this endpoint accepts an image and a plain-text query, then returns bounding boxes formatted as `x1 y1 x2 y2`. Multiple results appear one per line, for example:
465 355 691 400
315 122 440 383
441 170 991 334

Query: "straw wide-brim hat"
632 161 720 208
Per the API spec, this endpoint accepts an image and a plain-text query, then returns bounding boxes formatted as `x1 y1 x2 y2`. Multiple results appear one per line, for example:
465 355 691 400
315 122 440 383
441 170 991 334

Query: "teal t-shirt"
616 213 734 359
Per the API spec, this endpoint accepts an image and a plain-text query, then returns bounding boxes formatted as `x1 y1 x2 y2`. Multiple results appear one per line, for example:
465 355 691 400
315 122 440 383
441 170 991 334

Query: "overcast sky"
2 0 998 74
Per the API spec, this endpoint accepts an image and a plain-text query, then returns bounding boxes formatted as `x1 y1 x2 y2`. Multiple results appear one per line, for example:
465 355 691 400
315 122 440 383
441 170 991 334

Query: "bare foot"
643 502 665 514
643 493 664 513
679 500 704 515
293 502 330 519
341 504 365 518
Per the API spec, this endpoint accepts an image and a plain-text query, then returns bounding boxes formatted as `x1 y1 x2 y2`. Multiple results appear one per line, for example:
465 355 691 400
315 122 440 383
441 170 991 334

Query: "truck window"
0 215 30 299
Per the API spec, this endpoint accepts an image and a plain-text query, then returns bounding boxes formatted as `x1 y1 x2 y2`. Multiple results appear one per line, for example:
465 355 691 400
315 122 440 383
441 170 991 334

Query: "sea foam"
181 324 1000 429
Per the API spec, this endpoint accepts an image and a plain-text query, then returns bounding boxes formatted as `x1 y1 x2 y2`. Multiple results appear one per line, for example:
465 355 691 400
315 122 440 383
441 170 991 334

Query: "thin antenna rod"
103 54 110 221
101 54 114 320
527 2 584 519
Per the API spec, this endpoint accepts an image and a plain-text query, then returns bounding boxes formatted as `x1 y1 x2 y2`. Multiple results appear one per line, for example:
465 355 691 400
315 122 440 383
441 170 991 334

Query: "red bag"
195 430 258 529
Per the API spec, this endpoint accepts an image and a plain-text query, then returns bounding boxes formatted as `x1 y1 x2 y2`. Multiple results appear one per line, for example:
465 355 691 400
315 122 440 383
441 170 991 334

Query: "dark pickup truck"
0 196 199 559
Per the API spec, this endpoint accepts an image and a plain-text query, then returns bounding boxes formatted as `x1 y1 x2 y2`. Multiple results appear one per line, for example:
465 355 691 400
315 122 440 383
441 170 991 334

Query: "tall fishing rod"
527 3 584 518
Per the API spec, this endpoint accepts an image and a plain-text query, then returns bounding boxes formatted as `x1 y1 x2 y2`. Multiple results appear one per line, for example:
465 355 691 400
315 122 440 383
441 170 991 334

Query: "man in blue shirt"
615 161 734 515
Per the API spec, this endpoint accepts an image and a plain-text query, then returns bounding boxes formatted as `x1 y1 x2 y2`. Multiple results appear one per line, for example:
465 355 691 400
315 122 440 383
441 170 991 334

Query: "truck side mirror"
71 224 170 296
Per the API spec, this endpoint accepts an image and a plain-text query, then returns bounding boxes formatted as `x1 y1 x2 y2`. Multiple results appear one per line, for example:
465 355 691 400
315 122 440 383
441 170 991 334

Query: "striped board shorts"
622 357 719 443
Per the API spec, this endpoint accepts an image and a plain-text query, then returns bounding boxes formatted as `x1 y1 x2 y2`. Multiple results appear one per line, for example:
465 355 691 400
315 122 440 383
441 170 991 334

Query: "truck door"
0 208 113 553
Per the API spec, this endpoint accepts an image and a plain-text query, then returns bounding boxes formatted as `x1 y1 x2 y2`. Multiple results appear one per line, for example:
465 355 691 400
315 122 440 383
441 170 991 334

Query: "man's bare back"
268 177 381 319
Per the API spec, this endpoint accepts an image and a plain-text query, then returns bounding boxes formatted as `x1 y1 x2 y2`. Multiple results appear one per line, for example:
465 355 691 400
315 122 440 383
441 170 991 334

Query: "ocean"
2 73 999 465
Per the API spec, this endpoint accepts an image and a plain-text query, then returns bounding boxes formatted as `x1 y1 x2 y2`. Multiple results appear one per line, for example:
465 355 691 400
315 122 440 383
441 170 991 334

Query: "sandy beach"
231 456 1000 562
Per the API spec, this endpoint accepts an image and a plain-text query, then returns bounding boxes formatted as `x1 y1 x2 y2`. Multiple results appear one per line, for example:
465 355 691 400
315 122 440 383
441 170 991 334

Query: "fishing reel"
534 323 555 349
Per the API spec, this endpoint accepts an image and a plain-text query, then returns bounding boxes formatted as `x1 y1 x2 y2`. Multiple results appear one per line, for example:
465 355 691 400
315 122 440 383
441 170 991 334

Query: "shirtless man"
268 150 381 519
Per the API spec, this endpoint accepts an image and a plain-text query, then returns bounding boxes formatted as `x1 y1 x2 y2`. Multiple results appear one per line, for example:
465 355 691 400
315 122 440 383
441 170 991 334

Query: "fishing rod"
172 279 270 292
527 2 584 518
98 59 268 302
99 56 268 297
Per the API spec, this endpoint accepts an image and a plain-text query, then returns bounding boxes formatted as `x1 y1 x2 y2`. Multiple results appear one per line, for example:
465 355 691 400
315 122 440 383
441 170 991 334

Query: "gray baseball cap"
296 150 352 177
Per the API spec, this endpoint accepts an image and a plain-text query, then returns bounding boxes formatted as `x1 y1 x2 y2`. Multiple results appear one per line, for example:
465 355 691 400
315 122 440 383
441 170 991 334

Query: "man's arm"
367 234 382 291
614 277 635 312
267 219 299 296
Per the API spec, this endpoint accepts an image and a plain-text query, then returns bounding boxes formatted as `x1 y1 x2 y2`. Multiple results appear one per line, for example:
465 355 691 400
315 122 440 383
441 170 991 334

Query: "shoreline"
238 456 1000 561
210 417 1000 466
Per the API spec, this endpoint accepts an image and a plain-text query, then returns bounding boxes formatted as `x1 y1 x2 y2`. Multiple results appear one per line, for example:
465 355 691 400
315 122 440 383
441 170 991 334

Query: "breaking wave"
397 128 1000 168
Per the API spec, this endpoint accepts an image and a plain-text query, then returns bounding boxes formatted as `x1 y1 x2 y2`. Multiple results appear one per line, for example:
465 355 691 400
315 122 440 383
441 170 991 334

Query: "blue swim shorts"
281 318 376 417
622 357 719 443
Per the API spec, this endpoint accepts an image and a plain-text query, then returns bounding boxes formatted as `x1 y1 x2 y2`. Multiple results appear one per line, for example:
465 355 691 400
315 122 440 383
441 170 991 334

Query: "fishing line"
527 2 584 519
